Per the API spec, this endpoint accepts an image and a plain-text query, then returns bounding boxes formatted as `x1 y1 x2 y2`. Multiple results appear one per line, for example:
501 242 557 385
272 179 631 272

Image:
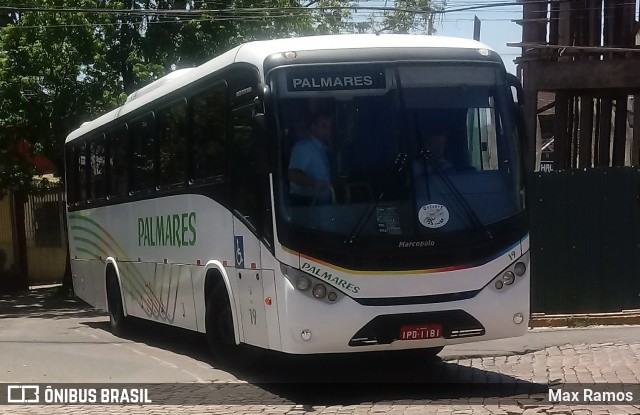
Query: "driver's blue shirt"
288 136 331 202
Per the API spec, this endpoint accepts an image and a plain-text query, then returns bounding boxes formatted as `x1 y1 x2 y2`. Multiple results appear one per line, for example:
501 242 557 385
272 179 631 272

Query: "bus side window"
77 142 89 203
191 82 228 182
65 145 78 205
90 134 107 200
157 99 187 187
231 105 258 228
107 125 128 197
130 113 156 192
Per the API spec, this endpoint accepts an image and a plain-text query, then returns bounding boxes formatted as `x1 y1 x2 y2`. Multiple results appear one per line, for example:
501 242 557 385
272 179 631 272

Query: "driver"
288 109 333 204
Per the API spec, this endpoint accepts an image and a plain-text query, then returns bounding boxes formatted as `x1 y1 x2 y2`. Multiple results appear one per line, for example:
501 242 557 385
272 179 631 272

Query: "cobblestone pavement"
3 289 640 414
4 341 640 414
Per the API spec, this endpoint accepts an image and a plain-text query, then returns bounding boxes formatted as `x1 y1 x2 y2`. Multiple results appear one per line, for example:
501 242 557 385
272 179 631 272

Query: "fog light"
502 271 515 285
312 284 327 299
296 276 310 291
513 313 524 324
514 262 526 277
328 292 337 302
495 280 504 289
301 329 312 341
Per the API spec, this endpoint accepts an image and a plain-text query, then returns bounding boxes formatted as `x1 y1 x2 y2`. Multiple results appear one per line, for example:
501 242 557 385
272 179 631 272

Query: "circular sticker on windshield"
418 204 450 228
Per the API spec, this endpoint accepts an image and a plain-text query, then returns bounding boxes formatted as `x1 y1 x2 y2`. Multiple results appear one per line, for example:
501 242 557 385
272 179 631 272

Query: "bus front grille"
348 310 485 347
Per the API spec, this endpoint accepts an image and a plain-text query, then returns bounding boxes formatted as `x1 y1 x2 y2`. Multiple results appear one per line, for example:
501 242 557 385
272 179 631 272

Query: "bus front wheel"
106 269 128 336
205 287 241 365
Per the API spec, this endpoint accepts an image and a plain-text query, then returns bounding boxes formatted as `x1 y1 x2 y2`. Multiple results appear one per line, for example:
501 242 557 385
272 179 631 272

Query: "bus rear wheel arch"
106 265 128 336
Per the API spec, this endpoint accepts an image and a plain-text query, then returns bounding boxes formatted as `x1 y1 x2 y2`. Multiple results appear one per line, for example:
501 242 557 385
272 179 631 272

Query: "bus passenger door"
231 103 269 349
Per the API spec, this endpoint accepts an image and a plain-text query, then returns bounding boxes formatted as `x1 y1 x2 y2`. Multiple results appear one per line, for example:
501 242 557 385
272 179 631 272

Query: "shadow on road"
84 315 546 405
83 318 213 365
5 288 546 405
0 287 105 319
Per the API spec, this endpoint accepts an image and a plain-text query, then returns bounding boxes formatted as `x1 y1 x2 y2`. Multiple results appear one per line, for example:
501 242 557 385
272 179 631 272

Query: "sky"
358 0 523 74
434 0 522 74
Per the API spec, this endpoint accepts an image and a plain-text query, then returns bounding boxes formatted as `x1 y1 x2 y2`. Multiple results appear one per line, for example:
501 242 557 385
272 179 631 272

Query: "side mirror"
255 83 271 115
506 73 524 108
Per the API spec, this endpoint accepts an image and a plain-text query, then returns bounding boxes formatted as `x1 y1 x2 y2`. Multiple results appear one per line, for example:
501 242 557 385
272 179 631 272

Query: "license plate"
399 324 442 340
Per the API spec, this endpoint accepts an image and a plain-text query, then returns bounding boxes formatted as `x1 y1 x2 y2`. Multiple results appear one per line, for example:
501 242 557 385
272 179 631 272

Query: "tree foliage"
0 0 444 196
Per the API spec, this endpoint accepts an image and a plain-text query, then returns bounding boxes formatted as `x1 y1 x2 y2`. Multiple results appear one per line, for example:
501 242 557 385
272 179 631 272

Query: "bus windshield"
273 63 524 250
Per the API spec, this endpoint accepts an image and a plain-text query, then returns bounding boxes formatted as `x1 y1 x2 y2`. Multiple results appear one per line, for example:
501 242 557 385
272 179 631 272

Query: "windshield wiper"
419 148 491 238
343 152 408 246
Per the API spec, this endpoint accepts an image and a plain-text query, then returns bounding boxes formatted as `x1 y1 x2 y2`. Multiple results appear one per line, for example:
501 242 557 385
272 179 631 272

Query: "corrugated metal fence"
528 167 640 313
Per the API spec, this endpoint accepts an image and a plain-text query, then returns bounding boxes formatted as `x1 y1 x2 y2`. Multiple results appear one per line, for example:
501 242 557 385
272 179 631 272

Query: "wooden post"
632 96 640 166
579 95 594 168
598 98 613 166
523 67 538 171
612 96 628 165
593 98 601 166
554 91 569 168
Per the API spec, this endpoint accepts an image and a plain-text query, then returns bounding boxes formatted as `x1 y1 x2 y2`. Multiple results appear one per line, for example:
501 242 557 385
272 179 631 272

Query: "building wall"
27 246 66 284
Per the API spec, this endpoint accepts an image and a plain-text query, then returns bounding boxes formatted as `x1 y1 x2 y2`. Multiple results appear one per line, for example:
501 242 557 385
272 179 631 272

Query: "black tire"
396 346 444 363
205 287 241 365
106 269 128 336
423 346 444 358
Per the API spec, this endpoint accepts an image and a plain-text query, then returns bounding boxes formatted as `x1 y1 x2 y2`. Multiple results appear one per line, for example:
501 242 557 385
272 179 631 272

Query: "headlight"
514 262 526 277
312 284 327 299
280 263 345 304
296 276 311 291
502 271 515 285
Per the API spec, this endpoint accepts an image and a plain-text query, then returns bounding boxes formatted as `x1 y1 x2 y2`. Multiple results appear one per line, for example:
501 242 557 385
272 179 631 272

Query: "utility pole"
473 16 481 41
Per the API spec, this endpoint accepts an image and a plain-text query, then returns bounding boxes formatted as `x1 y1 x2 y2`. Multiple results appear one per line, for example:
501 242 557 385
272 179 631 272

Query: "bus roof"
65 34 495 143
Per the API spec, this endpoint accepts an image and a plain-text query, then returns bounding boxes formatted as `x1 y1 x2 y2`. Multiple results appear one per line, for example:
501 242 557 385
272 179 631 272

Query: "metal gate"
528 167 640 313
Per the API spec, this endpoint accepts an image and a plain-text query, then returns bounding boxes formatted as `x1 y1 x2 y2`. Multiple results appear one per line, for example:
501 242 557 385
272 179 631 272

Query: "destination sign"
287 69 386 92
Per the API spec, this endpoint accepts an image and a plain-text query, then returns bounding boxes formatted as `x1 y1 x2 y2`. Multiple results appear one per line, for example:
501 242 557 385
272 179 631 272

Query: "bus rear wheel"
205 288 241 366
106 269 128 336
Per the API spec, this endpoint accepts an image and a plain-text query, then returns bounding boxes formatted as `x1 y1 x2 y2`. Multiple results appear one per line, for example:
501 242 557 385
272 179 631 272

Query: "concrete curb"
529 310 640 327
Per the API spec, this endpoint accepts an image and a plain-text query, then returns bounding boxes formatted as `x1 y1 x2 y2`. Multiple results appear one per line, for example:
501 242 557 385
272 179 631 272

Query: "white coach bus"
65 34 529 362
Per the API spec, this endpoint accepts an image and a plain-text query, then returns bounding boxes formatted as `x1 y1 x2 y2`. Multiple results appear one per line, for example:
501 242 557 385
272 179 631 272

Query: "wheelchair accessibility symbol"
234 236 244 269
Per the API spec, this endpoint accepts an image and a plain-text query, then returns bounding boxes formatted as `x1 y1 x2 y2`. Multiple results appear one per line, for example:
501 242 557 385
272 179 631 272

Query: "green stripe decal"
71 225 116 253
68 213 174 315
73 236 106 257
76 247 101 260
69 215 129 260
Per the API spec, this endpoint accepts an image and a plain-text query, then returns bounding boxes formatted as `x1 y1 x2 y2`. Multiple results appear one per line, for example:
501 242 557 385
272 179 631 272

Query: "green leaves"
0 0 444 196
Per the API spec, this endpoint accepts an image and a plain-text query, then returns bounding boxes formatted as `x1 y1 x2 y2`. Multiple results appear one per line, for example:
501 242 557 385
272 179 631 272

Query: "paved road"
2 288 640 414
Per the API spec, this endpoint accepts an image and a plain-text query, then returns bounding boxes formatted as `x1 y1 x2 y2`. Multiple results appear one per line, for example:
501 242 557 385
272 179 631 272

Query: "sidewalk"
530 309 640 327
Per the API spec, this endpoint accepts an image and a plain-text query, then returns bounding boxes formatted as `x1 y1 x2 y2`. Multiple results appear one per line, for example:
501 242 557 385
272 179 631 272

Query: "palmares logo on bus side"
287 69 385 92
138 212 196 248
